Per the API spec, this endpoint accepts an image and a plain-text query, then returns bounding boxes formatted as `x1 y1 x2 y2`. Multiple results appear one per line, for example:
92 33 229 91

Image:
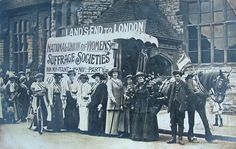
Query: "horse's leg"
187 110 195 142
197 105 213 143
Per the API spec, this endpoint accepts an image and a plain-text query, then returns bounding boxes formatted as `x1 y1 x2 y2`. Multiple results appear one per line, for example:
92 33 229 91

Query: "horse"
153 70 230 143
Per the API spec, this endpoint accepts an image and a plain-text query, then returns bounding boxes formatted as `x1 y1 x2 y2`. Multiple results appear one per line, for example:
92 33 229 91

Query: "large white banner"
44 20 158 83
44 36 114 83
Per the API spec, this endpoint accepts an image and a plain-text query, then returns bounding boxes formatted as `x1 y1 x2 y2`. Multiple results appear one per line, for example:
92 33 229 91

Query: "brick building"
0 0 236 92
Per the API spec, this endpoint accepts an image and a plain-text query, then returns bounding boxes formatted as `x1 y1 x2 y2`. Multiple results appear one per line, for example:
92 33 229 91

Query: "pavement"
0 101 236 149
1 123 236 149
158 101 236 140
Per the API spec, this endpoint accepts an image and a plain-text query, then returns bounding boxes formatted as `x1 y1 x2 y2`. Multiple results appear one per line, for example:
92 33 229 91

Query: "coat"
167 79 190 113
133 83 152 113
106 78 124 110
89 83 108 109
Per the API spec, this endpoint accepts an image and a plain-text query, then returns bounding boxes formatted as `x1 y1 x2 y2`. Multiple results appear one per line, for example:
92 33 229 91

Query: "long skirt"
105 110 122 135
64 96 79 130
78 106 89 131
48 94 64 131
117 108 130 134
88 108 106 135
130 112 159 141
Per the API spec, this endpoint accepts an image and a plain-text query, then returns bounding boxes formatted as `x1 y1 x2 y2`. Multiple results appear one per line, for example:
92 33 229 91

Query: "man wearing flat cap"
18 76 30 122
5 73 19 123
167 70 191 145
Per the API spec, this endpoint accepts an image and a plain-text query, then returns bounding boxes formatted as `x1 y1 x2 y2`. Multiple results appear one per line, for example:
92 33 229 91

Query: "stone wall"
157 0 183 35
77 0 115 25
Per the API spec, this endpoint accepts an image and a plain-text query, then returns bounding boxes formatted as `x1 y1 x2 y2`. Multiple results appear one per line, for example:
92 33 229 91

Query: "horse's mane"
198 71 218 91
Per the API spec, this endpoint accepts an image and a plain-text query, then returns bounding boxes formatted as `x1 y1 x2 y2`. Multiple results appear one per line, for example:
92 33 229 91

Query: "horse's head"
212 70 230 103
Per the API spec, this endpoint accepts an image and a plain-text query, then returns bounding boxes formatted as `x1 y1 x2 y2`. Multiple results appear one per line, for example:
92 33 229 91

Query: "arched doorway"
148 55 172 76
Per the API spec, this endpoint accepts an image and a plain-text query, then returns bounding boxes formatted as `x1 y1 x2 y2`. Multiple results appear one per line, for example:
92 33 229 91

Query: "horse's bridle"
195 72 228 103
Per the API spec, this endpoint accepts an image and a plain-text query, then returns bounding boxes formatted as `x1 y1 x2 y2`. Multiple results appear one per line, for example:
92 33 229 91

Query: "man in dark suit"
167 70 190 145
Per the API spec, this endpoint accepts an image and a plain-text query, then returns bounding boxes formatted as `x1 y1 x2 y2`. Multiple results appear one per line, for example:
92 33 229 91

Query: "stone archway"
148 54 172 76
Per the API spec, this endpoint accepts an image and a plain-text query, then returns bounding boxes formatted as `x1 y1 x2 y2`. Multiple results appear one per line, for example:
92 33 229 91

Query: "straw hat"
108 67 120 76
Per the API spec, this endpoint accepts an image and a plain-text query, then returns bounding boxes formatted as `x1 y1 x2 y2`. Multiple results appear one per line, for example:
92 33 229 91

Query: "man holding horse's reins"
167 70 191 145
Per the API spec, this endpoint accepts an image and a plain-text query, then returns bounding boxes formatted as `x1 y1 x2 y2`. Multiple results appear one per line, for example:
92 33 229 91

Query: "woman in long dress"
77 74 91 132
120 74 135 137
47 73 66 132
88 73 108 135
64 69 79 131
31 73 48 128
130 72 159 141
105 68 124 136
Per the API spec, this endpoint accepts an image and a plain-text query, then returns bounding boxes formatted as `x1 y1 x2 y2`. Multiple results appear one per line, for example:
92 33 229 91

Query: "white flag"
177 52 191 71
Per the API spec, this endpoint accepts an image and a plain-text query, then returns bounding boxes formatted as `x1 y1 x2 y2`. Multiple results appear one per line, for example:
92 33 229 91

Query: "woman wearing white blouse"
77 74 91 132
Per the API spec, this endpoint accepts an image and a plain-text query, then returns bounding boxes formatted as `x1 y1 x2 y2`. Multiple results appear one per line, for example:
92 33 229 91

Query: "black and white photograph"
0 0 236 149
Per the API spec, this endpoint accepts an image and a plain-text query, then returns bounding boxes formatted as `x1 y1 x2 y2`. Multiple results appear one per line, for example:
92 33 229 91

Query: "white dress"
77 82 91 131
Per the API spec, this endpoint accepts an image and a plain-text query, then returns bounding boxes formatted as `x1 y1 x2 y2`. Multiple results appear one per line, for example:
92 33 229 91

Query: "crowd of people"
0 67 212 145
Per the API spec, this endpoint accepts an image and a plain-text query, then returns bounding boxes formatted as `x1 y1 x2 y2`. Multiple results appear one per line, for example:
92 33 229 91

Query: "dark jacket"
89 83 108 110
167 80 190 113
133 83 153 113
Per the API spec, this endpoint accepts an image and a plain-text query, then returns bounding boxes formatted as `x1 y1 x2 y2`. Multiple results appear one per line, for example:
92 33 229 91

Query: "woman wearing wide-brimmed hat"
121 74 135 137
88 73 108 135
77 74 91 132
64 69 79 131
105 67 124 136
47 73 66 132
130 72 159 141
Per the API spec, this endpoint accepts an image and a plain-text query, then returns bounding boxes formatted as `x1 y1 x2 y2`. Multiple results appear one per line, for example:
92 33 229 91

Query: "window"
188 26 198 63
188 2 199 24
213 0 224 22
227 23 236 62
12 20 29 72
201 26 211 63
201 0 211 24
226 0 236 20
213 25 224 62
187 0 236 64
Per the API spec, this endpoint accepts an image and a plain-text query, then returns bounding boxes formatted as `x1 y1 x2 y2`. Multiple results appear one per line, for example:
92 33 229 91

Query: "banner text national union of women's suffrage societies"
45 39 114 78
45 20 147 83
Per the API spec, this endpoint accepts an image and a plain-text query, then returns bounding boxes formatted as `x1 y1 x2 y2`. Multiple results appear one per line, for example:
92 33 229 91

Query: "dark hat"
172 70 184 76
91 73 106 80
35 73 44 79
19 76 27 83
135 72 146 78
108 67 120 76
78 74 89 80
67 69 76 76
54 73 63 78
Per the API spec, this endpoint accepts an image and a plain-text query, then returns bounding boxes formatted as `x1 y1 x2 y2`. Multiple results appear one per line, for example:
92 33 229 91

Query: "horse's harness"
193 73 223 108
